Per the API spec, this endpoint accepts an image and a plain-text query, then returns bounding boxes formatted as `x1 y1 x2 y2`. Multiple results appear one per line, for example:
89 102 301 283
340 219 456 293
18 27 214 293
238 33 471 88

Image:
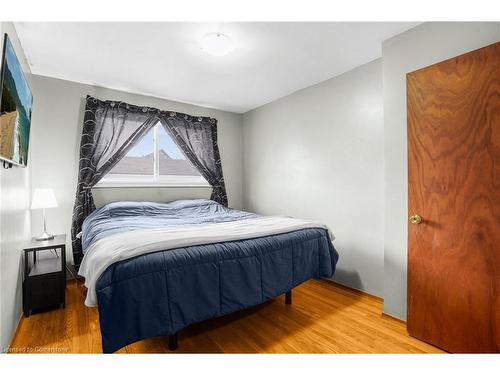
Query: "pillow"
107 201 145 217
105 199 218 217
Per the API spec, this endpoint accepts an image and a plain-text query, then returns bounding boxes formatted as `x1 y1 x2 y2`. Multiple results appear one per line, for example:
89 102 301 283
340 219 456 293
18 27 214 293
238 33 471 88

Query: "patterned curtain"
159 114 227 206
71 96 158 268
71 96 227 269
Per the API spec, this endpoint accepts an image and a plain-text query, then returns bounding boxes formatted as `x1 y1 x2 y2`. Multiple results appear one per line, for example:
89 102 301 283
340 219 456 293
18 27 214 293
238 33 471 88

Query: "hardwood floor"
9 279 444 353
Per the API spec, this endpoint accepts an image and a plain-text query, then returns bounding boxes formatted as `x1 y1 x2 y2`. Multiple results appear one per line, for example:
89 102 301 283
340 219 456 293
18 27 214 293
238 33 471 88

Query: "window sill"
93 183 211 189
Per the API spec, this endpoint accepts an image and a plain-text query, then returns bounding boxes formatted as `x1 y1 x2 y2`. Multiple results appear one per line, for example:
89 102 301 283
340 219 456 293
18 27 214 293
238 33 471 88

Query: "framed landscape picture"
0 33 33 167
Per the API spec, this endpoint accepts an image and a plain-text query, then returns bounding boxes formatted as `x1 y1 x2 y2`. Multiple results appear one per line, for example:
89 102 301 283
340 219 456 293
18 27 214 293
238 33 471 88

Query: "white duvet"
79 216 334 306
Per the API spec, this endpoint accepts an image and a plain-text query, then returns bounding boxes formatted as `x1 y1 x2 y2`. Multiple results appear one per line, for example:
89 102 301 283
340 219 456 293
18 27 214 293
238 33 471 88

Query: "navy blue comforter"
83 200 339 353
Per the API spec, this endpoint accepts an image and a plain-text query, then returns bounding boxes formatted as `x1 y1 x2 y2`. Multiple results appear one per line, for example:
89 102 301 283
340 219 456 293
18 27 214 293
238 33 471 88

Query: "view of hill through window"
108 123 202 177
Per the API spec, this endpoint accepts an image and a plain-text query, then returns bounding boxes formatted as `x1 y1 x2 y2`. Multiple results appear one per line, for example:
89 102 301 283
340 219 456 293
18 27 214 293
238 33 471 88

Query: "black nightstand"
23 234 67 317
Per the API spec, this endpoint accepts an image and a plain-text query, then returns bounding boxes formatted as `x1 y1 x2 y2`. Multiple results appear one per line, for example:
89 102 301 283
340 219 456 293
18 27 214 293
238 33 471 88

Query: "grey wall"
0 22 32 350
382 22 500 319
243 59 384 297
28 75 244 269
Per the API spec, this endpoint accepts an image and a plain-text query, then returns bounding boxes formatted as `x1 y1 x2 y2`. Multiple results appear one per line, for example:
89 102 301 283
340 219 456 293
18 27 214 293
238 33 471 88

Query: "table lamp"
31 188 58 241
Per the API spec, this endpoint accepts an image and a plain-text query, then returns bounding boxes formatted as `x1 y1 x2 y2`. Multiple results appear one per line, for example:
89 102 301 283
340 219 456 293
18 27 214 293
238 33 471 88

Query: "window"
96 122 209 187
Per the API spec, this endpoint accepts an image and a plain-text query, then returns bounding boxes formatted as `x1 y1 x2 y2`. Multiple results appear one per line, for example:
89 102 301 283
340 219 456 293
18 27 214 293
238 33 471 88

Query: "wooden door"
407 42 500 353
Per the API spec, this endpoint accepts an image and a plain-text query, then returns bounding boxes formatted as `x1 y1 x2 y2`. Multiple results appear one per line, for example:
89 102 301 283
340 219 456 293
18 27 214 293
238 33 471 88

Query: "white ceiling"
15 22 418 113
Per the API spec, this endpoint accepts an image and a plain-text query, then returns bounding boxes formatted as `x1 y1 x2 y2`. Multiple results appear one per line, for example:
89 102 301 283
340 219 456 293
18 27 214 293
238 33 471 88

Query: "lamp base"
35 232 55 242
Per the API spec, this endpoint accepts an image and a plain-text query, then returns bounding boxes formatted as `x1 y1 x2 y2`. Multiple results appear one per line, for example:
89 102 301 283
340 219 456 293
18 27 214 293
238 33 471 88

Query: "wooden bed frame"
167 290 293 351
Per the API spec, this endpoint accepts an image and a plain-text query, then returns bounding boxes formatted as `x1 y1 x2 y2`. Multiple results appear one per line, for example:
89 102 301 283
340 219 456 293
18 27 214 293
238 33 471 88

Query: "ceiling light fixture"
201 33 233 57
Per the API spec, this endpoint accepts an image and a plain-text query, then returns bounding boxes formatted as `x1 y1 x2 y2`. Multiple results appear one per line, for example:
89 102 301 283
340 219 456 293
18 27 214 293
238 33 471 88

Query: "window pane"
108 128 154 176
159 125 202 177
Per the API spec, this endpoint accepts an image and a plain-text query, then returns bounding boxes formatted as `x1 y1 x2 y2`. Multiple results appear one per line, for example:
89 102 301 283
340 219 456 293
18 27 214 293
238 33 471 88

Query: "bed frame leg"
285 290 292 305
168 333 178 351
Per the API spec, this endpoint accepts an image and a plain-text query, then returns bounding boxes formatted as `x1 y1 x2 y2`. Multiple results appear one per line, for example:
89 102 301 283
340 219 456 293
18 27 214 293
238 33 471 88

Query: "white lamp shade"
31 188 58 209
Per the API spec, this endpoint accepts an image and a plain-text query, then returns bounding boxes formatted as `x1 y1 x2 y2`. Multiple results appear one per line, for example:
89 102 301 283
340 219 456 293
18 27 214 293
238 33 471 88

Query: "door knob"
409 214 422 224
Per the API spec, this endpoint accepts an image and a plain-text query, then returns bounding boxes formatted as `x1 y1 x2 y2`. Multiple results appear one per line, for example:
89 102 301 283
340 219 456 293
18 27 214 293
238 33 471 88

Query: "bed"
78 199 339 353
